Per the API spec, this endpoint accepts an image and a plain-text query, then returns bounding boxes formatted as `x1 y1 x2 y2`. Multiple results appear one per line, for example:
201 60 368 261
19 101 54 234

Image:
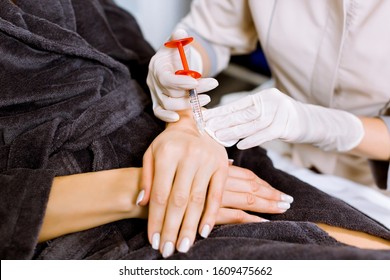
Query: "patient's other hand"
216 164 294 224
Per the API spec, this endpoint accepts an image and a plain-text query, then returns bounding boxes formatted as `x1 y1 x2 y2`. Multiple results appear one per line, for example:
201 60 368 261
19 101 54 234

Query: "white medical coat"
178 0 390 188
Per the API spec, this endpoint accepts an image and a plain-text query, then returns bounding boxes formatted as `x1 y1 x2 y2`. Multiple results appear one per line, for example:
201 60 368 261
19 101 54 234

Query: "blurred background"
114 0 269 106
115 0 192 50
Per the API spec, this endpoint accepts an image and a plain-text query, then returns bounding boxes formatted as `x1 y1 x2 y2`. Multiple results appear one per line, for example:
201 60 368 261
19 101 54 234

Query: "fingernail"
136 190 145 206
228 159 234 165
152 233 160 250
277 202 291 210
178 237 191 253
162 241 175 258
200 224 210 238
281 194 294 203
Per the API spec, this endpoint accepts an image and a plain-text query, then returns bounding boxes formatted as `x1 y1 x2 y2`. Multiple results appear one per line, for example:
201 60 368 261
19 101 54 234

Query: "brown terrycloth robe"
0 0 389 260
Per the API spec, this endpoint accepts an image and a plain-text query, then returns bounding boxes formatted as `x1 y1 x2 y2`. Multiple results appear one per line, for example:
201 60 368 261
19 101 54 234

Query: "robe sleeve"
0 168 55 259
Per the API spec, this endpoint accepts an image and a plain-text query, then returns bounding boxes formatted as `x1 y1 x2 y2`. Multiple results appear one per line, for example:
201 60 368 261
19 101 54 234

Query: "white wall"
115 0 192 50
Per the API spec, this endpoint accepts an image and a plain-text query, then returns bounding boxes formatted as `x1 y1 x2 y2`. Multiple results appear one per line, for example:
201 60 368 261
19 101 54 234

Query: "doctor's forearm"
350 117 390 160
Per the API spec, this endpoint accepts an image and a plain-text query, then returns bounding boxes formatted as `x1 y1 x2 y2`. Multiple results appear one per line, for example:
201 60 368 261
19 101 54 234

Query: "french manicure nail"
152 233 160 250
281 194 294 203
277 201 291 210
259 218 270 222
136 190 145 205
178 237 191 253
200 224 210 238
162 241 175 258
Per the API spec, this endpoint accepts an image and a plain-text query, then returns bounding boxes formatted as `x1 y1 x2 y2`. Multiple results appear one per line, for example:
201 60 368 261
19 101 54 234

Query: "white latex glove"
147 29 219 122
203 88 364 152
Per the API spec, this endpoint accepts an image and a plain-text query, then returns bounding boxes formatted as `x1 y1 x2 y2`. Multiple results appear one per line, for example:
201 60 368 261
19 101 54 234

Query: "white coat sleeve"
175 0 258 76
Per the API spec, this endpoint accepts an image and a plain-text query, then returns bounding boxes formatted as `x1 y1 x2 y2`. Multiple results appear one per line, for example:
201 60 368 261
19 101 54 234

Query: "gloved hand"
147 29 219 122
203 88 364 152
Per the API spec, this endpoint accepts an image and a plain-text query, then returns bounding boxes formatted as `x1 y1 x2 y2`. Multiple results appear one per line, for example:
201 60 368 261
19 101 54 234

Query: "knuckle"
186 145 203 157
246 193 256 206
269 87 281 95
158 140 178 156
172 192 188 208
249 179 260 193
151 192 168 206
216 160 229 172
190 191 205 205
234 210 247 223
209 190 223 204
243 168 256 179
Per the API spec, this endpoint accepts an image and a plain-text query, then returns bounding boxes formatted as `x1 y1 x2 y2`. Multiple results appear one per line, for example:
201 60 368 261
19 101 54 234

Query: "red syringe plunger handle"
164 37 202 79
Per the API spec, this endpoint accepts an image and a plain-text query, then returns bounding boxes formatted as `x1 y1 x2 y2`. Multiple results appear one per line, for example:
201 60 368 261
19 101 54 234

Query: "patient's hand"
139 110 229 257
216 164 294 224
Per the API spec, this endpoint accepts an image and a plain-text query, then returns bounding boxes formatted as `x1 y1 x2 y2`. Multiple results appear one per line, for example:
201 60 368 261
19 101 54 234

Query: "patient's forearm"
39 110 205 243
38 168 147 242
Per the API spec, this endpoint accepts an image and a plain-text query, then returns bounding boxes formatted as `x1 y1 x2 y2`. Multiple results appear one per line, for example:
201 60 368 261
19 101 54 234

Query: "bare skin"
317 223 390 250
351 117 390 160
38 110 291 247
38 110 390 253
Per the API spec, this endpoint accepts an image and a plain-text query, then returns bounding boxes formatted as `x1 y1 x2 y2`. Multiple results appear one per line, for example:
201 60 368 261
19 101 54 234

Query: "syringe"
164 37 205 134
189 88 205 134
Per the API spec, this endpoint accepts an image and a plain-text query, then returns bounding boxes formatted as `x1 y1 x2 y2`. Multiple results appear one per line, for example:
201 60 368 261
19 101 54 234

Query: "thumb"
154 106 180 122
196 78 219 93
171 29 189 40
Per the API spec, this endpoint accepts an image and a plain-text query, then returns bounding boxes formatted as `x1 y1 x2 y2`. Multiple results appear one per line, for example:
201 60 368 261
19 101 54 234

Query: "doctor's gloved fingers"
157 94 210 112
171 28 189 40
215 208 267 225
153 105 180 122
196 78 219 94
197 94 211 107
205 106 260 132
160 74 199 97
215 117 276 143
202 94 255 121
157 94 191 111
236 128 281 150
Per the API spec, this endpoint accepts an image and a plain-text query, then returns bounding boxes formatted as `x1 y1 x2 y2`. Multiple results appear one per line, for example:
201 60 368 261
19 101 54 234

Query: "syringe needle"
164 36 207 135
189 88 205 135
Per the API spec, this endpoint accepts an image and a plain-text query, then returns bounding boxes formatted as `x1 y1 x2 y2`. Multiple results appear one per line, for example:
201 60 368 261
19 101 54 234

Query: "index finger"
203 95 254 121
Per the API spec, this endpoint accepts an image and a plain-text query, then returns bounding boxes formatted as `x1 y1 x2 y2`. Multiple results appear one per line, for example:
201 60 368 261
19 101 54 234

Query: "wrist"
166 110 201 135
108 168 148 220
297 104 364 152
39 168 147 242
